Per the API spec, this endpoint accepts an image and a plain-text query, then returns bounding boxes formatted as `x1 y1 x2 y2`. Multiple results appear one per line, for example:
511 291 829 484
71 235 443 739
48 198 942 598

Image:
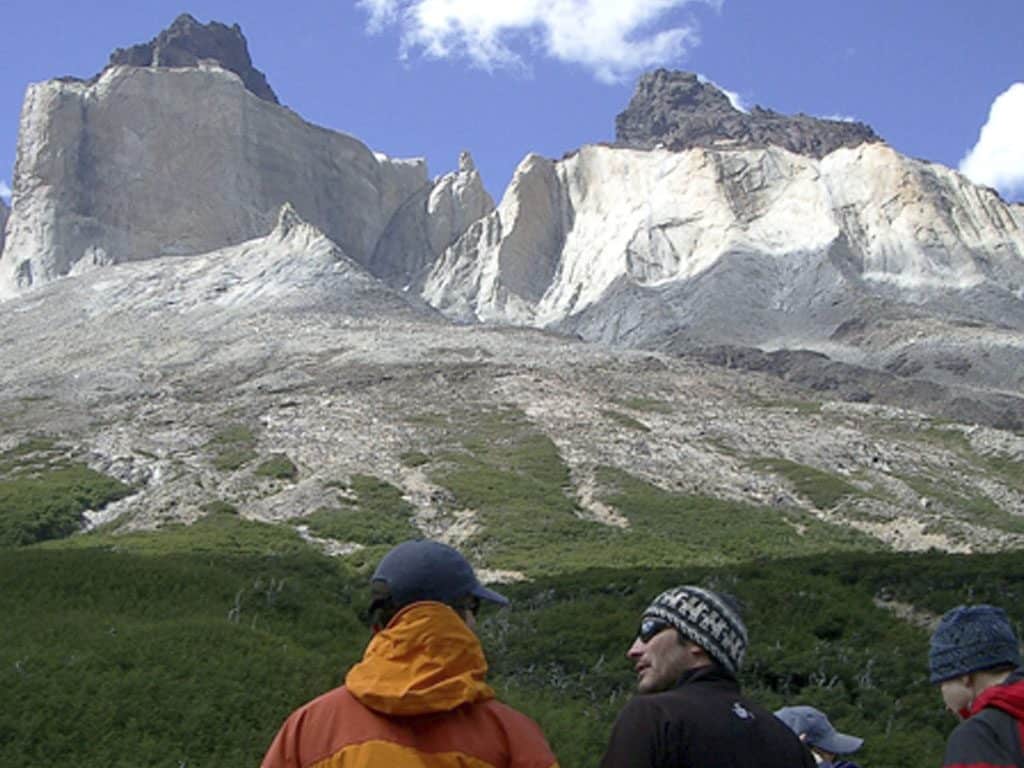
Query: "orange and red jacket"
261 601 559 768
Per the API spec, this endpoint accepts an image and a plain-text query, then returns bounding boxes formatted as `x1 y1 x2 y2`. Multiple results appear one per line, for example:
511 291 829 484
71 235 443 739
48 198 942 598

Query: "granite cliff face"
0 62 432 297
369 151 495 286
422 141 1024 397
106 13 278 103
616 69 880 158
0 14 496 299
3 18 1024 416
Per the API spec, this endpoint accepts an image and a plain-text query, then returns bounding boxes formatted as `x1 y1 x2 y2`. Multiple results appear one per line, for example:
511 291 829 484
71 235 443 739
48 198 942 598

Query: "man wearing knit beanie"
929 604 1024 768
600 585 815 768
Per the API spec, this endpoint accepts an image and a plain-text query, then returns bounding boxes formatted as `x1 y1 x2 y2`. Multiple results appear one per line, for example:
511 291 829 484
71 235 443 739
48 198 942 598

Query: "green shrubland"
3 543 1022 767
206 423 259 471
0 439 132 546
301 474 418 546
254 453 299 480
426 408 876 573
4 416 1022 766
751 457 864 509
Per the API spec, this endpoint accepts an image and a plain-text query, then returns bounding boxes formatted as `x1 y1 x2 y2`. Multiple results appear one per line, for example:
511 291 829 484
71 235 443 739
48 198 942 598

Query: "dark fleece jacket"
599 664 815 768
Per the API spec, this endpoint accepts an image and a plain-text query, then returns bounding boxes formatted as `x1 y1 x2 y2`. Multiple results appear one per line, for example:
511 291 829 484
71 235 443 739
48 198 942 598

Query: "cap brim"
818 732 863 755
473 583 510 606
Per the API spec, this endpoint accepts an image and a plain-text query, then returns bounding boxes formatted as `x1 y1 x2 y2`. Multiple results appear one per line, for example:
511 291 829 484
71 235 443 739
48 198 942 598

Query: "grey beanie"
929 604 1021 683
643 586 748 675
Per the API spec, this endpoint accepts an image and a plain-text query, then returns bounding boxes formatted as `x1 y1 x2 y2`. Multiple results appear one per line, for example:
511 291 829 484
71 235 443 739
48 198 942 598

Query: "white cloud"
959 83 1024 199
0 180 11 203
356 0 721 83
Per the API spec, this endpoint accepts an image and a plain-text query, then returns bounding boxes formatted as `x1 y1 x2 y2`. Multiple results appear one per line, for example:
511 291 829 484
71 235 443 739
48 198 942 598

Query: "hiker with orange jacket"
261 539 559 768
929 604 1024 768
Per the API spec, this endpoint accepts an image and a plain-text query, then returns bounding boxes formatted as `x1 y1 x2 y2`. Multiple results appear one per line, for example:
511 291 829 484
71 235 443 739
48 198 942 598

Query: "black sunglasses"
638 617 672 643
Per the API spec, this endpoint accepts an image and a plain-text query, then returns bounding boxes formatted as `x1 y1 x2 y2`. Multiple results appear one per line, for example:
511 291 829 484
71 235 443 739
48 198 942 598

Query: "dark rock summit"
616 69 880 158
106 13 278 103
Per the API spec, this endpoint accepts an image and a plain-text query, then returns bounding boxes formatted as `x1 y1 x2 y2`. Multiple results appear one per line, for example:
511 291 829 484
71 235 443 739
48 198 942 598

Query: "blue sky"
1 0 1022 206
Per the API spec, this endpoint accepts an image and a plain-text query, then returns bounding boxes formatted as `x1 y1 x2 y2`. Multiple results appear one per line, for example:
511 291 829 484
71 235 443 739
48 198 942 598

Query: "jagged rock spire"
106 13 279 103
615 69 880 159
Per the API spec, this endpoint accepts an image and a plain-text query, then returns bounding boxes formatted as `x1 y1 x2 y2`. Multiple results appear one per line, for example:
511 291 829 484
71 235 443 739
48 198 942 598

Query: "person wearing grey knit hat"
600 585 815 768
928 604 1024 768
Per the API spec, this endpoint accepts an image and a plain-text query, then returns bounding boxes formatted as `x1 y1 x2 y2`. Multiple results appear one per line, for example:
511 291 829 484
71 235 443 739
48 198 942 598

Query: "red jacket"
943 670 1024 768
261 602 559 768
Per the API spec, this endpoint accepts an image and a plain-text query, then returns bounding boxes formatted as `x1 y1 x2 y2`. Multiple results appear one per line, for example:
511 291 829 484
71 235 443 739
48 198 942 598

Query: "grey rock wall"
0 64 427 297
419 141 1024 393
370 151 495 286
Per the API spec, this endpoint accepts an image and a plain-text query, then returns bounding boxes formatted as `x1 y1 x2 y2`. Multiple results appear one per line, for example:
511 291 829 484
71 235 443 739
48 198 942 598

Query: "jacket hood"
345 601 495 716
972 671 1024 720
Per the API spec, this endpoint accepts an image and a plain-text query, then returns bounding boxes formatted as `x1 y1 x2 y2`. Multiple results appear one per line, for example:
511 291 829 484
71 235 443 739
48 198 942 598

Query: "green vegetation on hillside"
302 474 418 546
44 509 312 557
425 408 876 573
751 457 863 509
0 439 132 547
206 423 259 471
254 453 299 480
485 551 1024 766
5 414 1020 766
901 473 1024 535
3 543 1022 767
0 546 364 768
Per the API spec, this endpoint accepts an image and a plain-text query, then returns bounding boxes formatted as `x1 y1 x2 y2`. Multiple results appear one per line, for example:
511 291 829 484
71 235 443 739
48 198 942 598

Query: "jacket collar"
674 662 740 690
971 668 1024 720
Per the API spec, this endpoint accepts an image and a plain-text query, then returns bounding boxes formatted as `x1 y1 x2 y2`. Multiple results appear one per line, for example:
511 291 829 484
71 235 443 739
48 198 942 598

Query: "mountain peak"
106 13 278 103
615 68 880 159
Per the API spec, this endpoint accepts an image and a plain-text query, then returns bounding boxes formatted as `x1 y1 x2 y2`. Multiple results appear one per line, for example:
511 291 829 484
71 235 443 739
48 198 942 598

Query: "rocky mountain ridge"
0 61 488 299
3 210 1023 555
105 13 278 103
1 16 1023 555
422 142 1024 395
615 69 881 158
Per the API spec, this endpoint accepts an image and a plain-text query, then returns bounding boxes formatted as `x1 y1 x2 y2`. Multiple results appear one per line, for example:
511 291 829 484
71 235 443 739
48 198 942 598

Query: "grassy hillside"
3 519 1023 766
3 427 1023 766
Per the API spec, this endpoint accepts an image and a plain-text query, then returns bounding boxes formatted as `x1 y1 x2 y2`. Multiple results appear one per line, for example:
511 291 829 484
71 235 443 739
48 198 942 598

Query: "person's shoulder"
281 683 354 723
482 698 548 733
612 688 691 724
944 707 1017 763
480 699 558 765
955 707 1011 738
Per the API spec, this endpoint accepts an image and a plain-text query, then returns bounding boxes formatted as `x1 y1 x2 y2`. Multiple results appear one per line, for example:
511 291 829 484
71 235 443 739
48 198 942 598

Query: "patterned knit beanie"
643 586 748 675
929 604 1021 683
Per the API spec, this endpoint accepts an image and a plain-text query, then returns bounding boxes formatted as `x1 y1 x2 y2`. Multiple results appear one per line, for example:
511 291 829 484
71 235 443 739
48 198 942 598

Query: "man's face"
627 617 703 694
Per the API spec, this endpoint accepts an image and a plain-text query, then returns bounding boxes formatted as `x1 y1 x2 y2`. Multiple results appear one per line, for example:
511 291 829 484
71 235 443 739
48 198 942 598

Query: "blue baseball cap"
775 706 863 755
372 540 509 608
